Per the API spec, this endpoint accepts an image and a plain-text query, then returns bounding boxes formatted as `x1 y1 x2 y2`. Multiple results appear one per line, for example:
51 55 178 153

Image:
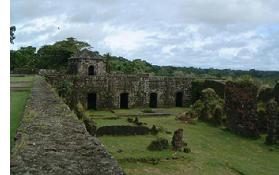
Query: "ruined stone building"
46 50 193 110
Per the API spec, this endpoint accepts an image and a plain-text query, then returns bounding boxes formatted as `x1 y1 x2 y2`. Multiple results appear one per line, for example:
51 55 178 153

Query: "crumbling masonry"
45 50 192 110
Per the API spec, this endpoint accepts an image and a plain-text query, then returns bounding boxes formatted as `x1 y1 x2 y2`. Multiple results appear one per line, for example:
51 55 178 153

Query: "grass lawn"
92 109 279 175
10 91 30 148
10 75 35 82
10 75 34 149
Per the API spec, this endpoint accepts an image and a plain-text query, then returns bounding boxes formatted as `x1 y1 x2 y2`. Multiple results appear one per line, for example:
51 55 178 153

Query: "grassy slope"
10 75 34 149
93 110 279 175
10 91 30 147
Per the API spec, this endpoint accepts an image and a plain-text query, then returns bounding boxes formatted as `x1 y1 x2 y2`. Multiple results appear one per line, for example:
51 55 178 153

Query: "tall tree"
10 26 16 44
10 46 37 70
37 37 90 70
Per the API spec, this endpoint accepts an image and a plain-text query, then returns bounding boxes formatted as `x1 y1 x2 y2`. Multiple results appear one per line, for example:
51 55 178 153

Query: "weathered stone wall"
274 82 279 103
68 58 106 76
225 81 260 138
45 74 192 110
11 77 124 175
265 100 279 145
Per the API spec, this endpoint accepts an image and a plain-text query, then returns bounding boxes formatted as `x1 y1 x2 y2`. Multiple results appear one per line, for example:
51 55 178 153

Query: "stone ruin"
45 49 192 110
225 81 260 138
171 129 184 151
265 100 279 145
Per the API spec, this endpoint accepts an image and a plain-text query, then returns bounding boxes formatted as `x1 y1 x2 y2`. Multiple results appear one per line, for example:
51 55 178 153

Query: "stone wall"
225 81 260 138
11 77 124 175
45 74 192 110
68 57 106 76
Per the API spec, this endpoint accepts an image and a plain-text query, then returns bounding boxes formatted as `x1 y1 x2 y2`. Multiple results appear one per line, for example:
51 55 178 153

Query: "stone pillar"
171 129 184 151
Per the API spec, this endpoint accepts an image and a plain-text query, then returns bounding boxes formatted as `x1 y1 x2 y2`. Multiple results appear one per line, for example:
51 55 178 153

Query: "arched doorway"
120 93 129 109
175 92 183 107
87 93 97 109
149 93 158 108
88 65 95 75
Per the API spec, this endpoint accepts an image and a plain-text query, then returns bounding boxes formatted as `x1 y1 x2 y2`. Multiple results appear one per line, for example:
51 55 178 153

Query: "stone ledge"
11 76 124 175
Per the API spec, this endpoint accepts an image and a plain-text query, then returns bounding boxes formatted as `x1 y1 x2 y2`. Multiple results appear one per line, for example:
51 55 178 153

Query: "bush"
142 108 154 113
147 138 169 151
83 116 97 136
150 125 159 135
189 88 225 125
191 79 225 104
75 102 86 120
57 80 73 98
258 86 274 102
274 82 279 103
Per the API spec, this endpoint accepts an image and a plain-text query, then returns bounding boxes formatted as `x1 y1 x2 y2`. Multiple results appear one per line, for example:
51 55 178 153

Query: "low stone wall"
10 77 124 175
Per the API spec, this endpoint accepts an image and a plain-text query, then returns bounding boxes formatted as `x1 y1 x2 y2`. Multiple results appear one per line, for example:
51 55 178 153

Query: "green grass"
10 75 35 82
10 75 34 149
93 112 279 175
86 107 186 119
10 91 30 148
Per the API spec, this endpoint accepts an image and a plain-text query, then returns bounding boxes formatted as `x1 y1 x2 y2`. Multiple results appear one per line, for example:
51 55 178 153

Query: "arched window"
88 65 95 75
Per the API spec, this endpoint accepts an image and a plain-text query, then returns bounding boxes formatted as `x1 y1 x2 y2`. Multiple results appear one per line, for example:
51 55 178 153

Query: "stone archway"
175 92 183 107
149 93 158 108
88 65 95 75
120 93 129 109
87 93 97 109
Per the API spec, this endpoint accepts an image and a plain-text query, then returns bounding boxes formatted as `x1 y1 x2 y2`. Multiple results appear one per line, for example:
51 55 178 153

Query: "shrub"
274 82 279 103
150 125 159 135
147 138 169 151
75 102 86 120
57 80 73 98
142 108 154 113
188 88 225 125
127 117 133 123
258 86 274 102
83 116 97 136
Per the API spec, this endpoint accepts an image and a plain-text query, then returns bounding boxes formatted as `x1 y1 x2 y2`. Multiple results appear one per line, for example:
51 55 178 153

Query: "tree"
37 37 90 70
10 26 16 44
10 46 37 70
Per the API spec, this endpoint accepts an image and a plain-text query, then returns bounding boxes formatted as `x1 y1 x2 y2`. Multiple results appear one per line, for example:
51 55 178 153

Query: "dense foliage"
10 37 279 85
189 88 225 125
10 26 16 44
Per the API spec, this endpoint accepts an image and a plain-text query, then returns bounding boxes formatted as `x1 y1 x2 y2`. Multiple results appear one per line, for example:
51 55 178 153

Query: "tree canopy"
10 37 279 86
10 26 16 44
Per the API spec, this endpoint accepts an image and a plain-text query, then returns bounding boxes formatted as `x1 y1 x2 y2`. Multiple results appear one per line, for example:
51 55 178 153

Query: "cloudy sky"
11 0 279 70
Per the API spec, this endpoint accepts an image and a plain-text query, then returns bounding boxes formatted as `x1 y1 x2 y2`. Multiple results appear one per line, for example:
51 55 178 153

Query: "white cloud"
10 0 279 70
103 28 158 53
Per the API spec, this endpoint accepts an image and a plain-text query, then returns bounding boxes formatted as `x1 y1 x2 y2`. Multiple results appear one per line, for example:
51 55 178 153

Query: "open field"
10 75 34 149
90 108 279 175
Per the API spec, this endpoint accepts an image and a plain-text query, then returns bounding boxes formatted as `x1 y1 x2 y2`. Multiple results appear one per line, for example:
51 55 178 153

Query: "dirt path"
11 77 124 175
